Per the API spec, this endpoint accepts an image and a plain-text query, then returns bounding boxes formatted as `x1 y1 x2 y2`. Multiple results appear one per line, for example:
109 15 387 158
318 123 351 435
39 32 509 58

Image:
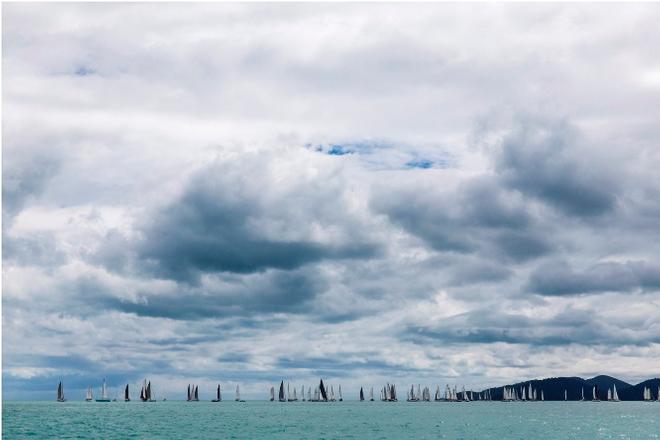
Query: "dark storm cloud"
135 158 379 283
374 175 551 262
446 258 512 286
403 308 660 347
528 260 660 296
109 269 326 320
495 118 618 217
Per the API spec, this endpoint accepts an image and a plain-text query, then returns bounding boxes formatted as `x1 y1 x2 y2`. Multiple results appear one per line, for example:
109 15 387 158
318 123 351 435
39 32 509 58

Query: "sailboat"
278 381 286 402
212 384 222 402
124 384 130 402
369 387 374 401
96 378 111 402
338 385 343 402
643 387 651 401
140 379 154 402
269 386 275 401
56 381 66 402
564 389 567 401
235 385 245 402
592 386 600 402
293 387 298 402
319 379 328 402
359 387 365 401
580 387 585 401
301 386 305 402
85 386 94 402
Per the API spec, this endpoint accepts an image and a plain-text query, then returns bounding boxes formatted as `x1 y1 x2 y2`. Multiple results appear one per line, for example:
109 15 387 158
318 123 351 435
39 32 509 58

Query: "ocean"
3 400 659 439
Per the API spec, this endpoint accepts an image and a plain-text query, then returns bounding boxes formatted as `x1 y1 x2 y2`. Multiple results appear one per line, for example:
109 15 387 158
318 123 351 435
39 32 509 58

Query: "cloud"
2 155 61 225
495 117 618 217
4 3 660 399
109 269 326 320
528 260 660 296
373 174 551 262
133 152 380 283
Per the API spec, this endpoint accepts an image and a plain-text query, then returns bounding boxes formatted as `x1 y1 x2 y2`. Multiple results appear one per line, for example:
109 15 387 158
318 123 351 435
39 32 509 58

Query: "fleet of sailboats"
54 379 660 403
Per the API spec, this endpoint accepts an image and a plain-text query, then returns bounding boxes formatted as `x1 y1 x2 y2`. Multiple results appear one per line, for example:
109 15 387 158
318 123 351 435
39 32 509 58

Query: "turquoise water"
3 401 659 439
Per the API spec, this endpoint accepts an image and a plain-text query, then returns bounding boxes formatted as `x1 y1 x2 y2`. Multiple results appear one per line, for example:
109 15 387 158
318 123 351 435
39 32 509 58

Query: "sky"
3 3 660 401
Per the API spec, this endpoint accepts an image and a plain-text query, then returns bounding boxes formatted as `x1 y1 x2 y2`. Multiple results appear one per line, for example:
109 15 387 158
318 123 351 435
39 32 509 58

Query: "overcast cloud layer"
3 3 660 400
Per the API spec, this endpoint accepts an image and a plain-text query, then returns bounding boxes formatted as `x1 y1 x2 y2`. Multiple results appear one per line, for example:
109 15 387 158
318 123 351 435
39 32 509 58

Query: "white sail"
101 378 108 400
235 385 240 401
369 387 374 401
564 389 567 401
86 386 93 401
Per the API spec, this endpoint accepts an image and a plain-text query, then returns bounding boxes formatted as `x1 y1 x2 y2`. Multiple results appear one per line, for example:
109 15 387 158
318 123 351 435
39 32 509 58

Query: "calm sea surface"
3 400 659 439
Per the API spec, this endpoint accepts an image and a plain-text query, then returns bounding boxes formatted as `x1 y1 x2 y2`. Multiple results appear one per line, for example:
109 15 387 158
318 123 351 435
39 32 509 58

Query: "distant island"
484 375 660 401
